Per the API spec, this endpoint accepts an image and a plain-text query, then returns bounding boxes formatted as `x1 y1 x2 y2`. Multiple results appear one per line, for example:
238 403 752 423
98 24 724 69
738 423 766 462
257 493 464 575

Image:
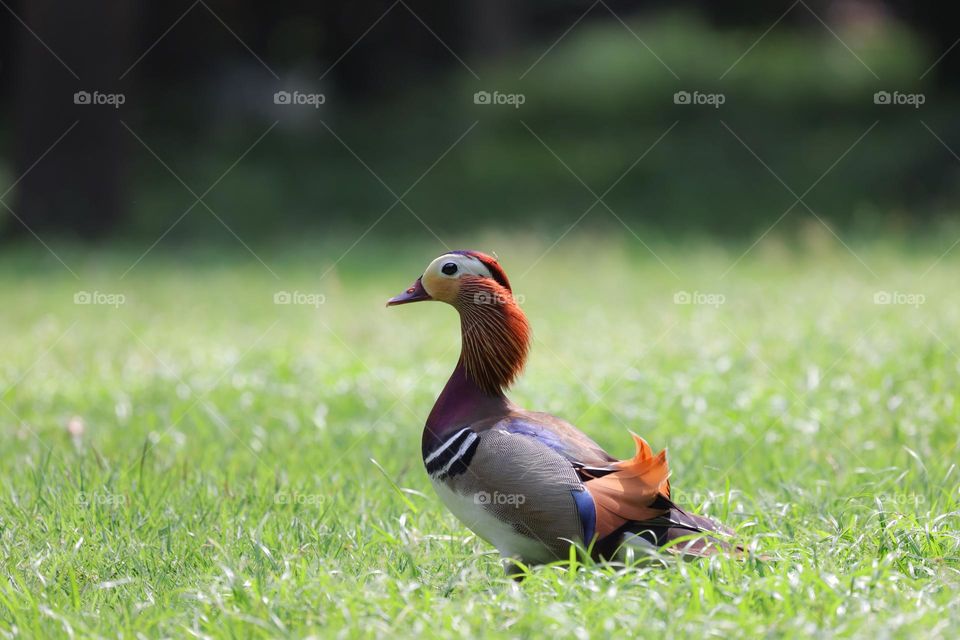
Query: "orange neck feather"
455 277 531 396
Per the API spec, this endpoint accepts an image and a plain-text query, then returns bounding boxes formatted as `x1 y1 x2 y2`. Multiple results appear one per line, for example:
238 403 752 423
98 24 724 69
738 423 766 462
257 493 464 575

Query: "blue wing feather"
495 411 615 467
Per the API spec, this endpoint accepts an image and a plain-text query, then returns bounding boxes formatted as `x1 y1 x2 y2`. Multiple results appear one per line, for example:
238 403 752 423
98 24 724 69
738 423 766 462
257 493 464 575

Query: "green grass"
1 232 958 637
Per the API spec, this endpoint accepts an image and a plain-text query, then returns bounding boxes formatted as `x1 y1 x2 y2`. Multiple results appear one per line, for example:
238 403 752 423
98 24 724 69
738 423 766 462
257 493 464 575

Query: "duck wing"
474 412 736 558
480 410 616 468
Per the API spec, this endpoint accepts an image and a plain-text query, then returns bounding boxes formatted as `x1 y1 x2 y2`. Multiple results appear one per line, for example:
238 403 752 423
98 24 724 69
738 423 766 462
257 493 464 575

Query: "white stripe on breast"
424 427 471 465
437 432 479 476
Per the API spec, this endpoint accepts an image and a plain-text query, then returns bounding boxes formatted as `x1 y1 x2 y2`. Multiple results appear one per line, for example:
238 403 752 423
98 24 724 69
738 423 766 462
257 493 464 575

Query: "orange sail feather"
585 434 671 540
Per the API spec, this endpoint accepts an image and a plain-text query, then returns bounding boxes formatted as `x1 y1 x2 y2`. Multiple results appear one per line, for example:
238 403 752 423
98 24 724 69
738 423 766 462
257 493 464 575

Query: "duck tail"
584 433 741 558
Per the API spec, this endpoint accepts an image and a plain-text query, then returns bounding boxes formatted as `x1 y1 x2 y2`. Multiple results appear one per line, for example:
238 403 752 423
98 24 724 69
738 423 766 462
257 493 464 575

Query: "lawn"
0 232 958 637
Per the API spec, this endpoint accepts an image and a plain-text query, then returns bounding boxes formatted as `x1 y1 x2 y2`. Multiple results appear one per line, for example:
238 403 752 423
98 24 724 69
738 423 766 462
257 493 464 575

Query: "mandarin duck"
388 250 735 572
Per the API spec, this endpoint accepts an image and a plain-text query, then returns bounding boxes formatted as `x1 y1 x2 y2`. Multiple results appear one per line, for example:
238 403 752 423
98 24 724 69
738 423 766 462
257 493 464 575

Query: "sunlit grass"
0 233 958 637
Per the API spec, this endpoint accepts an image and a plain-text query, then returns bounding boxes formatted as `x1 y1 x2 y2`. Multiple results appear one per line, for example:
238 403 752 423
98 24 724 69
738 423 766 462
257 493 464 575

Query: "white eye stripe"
420 253 496 300
430 254 493 279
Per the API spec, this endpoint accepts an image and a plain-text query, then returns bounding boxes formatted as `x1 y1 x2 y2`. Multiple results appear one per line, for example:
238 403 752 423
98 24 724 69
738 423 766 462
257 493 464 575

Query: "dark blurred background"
1 0 958 244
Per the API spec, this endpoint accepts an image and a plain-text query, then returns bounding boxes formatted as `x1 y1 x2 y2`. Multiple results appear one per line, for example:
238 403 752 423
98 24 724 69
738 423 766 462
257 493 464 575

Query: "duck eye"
441 262 458 276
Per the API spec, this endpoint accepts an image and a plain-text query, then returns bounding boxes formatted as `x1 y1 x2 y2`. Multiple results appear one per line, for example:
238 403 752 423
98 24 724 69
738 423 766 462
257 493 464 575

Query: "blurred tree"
0 0 957 240
6 0 135 240
466 0 520 59
889 0 960 86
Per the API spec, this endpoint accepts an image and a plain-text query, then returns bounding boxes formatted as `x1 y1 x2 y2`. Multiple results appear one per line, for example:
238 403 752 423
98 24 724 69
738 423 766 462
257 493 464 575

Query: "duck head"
386 250 513 307
387 250 530 395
